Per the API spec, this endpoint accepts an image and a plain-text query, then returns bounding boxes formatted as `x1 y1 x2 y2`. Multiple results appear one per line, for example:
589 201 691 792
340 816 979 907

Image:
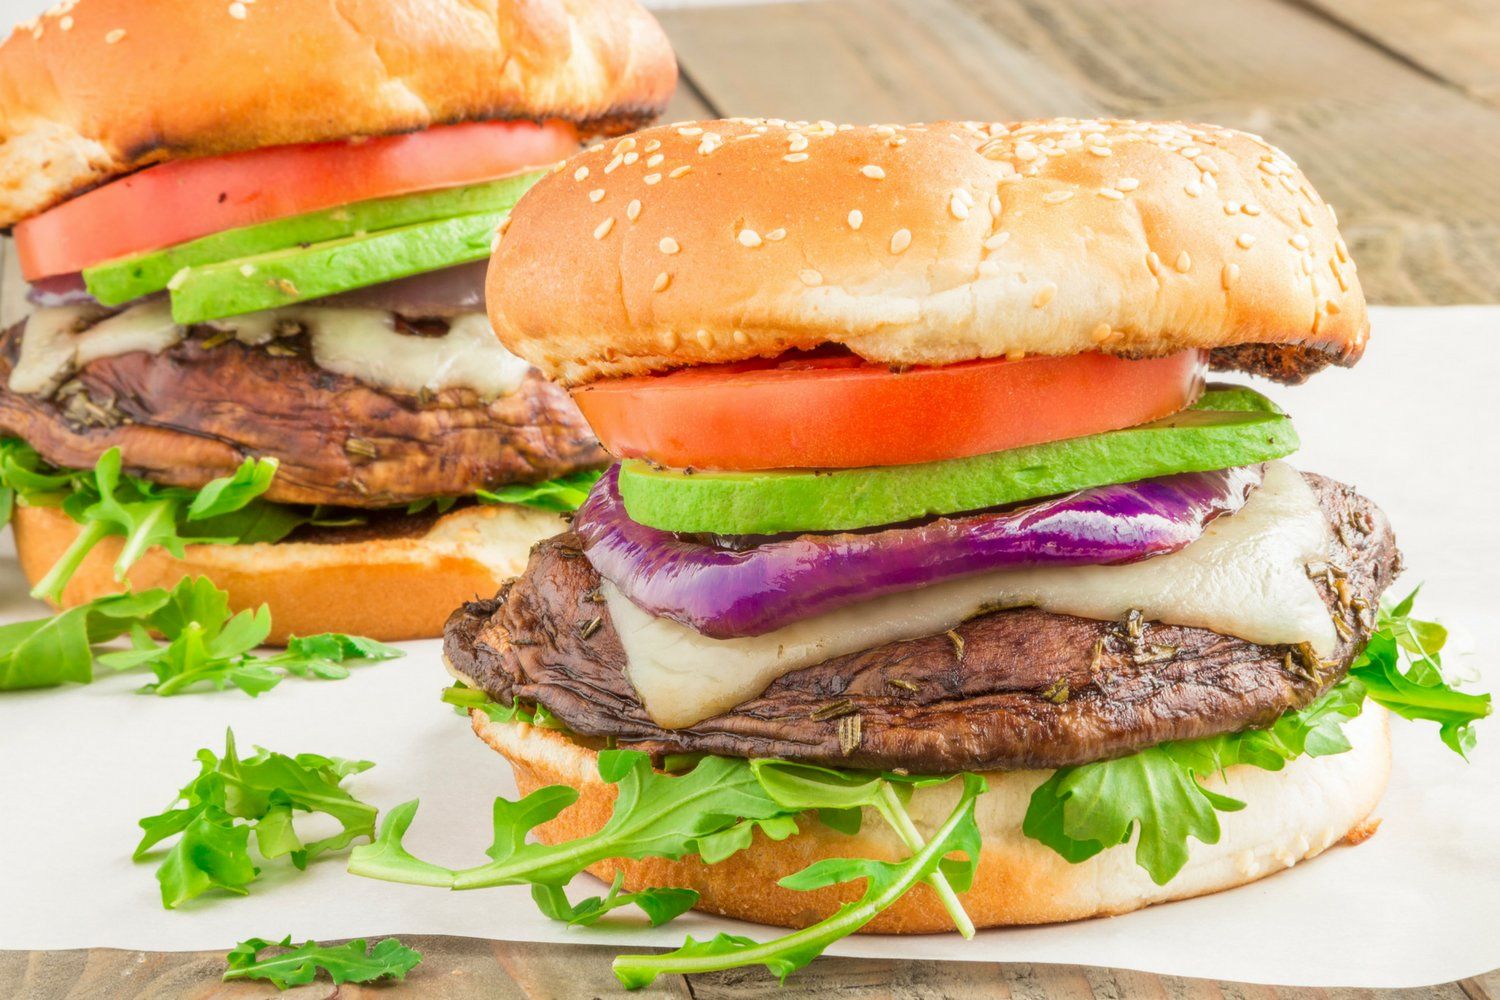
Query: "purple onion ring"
575 464 1264 639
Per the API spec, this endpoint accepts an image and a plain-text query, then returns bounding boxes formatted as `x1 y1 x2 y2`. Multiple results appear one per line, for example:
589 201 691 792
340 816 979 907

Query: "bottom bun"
466 700 1390 931
15 502 565 644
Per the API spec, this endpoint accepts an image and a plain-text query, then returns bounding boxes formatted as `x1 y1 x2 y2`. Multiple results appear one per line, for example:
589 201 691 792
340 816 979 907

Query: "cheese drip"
7 301 530 400
608 462 1336 729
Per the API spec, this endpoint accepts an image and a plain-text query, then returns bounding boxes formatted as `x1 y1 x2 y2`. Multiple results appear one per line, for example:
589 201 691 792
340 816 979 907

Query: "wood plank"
6 940 1489 999
660 0 1500 304
1291 0 1500 109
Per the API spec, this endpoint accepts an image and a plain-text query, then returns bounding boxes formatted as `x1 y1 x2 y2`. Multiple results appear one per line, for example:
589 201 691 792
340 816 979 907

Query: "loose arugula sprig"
0 576 402 693
612 774 986 988
1023 591 1490 884
224 936 421 989
532 872 699 928
137 730 379 908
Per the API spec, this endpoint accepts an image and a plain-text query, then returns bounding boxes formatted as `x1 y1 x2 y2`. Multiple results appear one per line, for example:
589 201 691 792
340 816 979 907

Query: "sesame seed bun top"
487 118 1369 387
0 0 677 226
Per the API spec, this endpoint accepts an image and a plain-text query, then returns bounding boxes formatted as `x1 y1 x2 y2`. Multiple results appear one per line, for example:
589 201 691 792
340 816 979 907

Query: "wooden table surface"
8 1 1500 997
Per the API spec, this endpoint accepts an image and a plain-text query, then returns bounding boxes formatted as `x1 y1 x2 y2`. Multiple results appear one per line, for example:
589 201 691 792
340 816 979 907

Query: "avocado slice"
167 210 505 324
616 386 1299 535
84 171 544 306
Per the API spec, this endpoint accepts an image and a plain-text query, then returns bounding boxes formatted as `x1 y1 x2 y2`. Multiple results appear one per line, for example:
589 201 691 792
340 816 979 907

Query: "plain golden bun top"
0 0 677 224
487 118 1369 386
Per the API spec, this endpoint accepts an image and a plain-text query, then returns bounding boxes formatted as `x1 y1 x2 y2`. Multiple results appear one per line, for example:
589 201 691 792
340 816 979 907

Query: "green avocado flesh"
83 171 544 307
616 386 1298 535
167 210 505 324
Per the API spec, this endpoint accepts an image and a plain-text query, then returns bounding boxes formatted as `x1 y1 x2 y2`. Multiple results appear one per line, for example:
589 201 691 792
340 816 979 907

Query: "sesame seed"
604 155 623 174
1222 262 1240 289
695 329 713 348
613 136 637 154
229 2 247 19
989 195 1002 216
1088 145 1112 157
1289 234 1310 250
659 237 680 255
983 232 1011 250
1146 251 1162 276
1237 233 1257 249
949 195 970 220
646 154 664 168
59 15 72 29
574 166 590 182
783 153 809 163
1335 238 1349 263
847 210 863 231
738 229 763 248
1223 200 1240 215
644 174 662 185
588 189 605 203
1184 180 1203 197
1116 177 1140 191
677 127 703 137
799 269 824 286
1091 323 1113 344
626 199 641 222
1099 188 1124 200
653 272 671 292
660 330 679 349
105 27 125 42
697 135 722 155
1175 251 1192 273
669 166 692 179
890 228 912 254
594 218 615 240
623 152 639 165
733 330 750 346
788 134 809 153
766 228 787 241
167 268 189 291
1042 190 1074 204
1033 284 1056 308
861 165 886 180
644 139 661 153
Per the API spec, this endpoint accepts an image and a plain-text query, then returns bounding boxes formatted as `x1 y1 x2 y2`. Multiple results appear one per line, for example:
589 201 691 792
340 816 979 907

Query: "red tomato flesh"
573 350 1207 471
15 120 579 280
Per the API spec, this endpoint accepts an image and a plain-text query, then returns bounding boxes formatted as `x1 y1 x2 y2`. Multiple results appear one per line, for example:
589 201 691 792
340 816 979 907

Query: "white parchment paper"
0 306 1496 988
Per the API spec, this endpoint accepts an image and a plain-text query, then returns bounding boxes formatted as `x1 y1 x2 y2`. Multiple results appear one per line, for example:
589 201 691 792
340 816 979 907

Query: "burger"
352 118 1489 982
0 0 675 641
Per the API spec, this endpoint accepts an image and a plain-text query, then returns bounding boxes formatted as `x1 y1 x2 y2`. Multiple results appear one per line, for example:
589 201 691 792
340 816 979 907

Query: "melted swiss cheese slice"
607 461 1336 729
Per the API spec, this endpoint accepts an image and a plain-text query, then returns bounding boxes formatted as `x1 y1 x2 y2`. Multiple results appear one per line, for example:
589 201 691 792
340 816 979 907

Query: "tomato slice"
15 120 578 280
573 350 1207 471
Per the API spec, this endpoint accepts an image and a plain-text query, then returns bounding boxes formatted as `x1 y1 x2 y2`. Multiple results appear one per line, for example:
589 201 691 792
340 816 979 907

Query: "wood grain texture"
0 940 1487 999
1292 0 1500 107
655 0 1500 305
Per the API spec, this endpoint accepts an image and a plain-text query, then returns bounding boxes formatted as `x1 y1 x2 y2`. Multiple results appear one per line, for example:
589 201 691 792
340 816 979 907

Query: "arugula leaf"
612 773 987 988
477 470 603 513
137 730 377 908
23 447 301 602
0 589 171 690
352 750 794 896
260 632 404 682
440 681 567 729
224 935 421 989
1348 592 1491 756
531 872 699 928
748 760 977 937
